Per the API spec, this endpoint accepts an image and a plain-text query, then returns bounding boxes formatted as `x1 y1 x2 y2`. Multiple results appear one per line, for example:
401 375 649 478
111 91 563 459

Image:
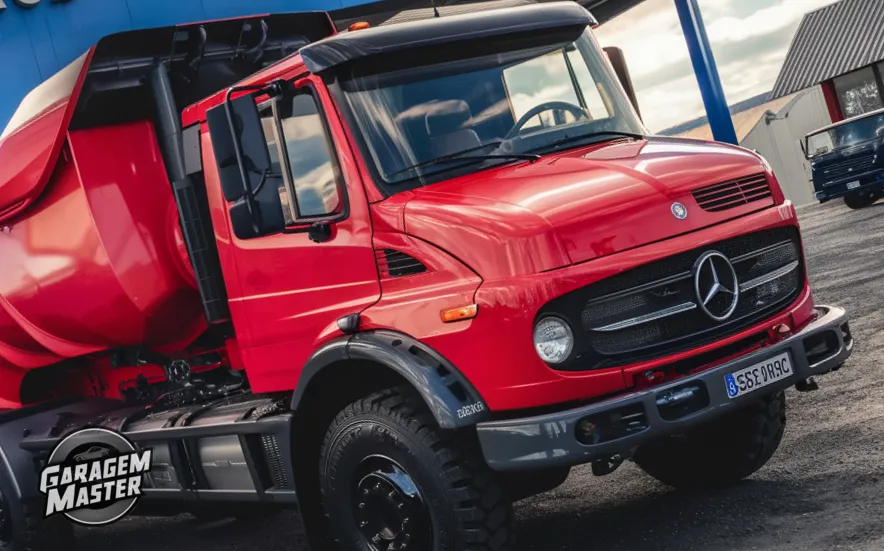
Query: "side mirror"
207 85 286 239
603 47 642 121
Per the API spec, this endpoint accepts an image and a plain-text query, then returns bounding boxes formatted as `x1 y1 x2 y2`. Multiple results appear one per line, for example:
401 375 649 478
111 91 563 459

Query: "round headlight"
533 317 574 364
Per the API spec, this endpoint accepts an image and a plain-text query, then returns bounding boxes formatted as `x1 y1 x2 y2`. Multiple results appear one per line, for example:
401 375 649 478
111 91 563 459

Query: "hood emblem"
671 202 688 220
693 251 740 322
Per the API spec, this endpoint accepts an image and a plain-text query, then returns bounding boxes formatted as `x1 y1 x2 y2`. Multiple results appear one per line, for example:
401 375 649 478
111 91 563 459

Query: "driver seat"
424 100 481 158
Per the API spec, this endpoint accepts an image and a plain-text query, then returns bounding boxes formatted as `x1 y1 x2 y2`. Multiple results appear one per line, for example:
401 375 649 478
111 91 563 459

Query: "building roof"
668 93 798 142
770 0 884 100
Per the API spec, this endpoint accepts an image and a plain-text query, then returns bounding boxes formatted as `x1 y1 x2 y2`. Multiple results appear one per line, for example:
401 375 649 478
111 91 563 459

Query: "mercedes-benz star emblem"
693 251 740 322
671 202 688 220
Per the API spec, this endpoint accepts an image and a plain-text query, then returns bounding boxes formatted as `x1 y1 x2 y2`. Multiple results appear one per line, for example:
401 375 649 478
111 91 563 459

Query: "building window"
834 66 883 118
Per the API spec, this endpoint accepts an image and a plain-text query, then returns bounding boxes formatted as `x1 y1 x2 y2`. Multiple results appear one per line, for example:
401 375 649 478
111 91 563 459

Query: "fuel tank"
0 120 205 375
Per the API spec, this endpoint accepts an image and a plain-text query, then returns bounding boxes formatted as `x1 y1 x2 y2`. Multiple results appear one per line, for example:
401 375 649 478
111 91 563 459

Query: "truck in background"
804 107 884 209
0 4 852 550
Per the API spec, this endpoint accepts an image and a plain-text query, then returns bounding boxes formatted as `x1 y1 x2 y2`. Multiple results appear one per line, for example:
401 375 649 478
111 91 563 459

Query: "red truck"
0 3 853 550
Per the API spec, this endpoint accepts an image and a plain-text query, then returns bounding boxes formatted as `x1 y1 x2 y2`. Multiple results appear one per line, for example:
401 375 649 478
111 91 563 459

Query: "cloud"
594 0 837 132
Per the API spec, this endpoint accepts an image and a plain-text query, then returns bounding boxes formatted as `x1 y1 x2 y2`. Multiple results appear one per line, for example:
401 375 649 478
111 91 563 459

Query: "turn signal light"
349 21 371 31
440 304 478 323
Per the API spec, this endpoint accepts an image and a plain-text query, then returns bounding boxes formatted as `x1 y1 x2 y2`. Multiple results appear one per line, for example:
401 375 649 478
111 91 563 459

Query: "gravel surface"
74 200 884 551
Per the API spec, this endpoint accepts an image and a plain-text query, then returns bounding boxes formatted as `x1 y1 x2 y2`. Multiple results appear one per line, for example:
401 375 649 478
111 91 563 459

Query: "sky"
594 0 837 132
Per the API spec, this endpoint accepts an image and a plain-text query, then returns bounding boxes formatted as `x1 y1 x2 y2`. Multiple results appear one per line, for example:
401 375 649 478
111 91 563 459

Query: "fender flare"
291 331 490 429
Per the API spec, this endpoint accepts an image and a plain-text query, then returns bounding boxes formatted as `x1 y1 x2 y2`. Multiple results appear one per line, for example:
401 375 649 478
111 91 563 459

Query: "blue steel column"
673 0 738 144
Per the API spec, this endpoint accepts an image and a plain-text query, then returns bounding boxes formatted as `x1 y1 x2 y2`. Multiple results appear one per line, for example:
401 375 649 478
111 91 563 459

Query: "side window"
277 91 342 218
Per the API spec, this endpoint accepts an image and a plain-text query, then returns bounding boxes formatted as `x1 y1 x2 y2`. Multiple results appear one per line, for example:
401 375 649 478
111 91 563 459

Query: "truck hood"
403 137 774 278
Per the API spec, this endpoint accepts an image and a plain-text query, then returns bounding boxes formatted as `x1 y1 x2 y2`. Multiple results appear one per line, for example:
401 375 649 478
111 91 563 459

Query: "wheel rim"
0 487 12 547
352 456 432 551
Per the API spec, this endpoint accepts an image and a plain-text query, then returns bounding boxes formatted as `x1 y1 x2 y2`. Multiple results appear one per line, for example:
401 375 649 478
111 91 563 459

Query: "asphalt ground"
74 199 884 550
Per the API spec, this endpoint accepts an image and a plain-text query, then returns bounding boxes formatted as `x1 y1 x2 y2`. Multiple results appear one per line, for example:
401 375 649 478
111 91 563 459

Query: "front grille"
692 173 771 212
821 153 875 183
543 227 803 370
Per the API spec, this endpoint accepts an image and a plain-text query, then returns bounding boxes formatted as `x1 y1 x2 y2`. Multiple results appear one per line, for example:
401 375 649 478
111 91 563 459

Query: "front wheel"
319 387 514 551
634 390 786 490
844 192 877 209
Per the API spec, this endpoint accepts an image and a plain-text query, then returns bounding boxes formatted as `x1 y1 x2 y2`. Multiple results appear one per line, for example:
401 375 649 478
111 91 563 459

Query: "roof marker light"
349 21 371 31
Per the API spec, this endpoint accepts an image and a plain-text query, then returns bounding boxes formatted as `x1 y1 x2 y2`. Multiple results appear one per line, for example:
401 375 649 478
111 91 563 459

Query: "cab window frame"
258 78 350 227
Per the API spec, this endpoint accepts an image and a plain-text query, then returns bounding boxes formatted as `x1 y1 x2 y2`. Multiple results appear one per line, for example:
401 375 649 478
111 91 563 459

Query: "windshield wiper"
531 130 644 154
387 149 540 180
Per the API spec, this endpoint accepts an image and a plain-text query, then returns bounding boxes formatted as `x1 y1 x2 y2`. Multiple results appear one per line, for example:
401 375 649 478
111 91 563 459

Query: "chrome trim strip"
739 261 800 292
587 272 692 305
591 302 697 332
731 241 794 264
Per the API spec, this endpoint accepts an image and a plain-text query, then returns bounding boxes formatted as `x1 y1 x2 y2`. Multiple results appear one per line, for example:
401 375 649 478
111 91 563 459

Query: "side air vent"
692 173 772 212
376 249 427 278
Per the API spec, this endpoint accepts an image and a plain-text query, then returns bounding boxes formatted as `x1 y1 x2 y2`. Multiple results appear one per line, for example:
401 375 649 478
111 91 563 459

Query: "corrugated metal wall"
741 86 831 207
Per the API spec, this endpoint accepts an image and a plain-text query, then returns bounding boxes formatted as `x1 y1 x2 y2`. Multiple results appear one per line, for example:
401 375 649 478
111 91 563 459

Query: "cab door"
227 74 380 393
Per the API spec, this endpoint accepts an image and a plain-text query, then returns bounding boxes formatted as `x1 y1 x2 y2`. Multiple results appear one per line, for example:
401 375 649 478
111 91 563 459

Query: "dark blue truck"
804 108 884 209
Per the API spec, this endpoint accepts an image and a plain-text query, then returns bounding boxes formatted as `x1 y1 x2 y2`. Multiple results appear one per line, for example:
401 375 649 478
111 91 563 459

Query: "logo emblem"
39 428 152 526
693 251 740 322
671 202 688 220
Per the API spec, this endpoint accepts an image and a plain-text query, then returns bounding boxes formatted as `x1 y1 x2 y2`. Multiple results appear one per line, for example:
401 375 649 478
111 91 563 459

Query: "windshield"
336 29 645 192
806 112 884 158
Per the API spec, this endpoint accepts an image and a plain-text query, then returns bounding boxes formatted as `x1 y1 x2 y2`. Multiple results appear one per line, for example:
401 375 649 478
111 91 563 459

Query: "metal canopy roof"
770 0 884 100
332 0 645 30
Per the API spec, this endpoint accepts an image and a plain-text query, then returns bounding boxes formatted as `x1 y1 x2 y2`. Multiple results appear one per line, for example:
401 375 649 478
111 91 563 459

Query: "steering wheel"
504 101 588 141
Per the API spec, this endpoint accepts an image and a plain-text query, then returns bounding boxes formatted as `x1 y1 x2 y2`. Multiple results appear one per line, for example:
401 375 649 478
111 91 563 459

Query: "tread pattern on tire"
635 390 786 490
319 387 513 551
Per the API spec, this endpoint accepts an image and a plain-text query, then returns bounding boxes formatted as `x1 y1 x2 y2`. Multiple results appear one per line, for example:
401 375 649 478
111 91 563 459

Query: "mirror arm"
283 220 333 243
222 80 287 234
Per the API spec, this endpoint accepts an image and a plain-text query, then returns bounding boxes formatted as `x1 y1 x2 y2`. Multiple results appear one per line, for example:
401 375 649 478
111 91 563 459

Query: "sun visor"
300 1 595 74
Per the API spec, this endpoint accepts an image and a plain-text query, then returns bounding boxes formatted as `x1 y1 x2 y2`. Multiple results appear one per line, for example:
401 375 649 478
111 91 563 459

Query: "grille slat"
821 152 875 182
692 173 772 212
543 227 803 371
377 249 427 278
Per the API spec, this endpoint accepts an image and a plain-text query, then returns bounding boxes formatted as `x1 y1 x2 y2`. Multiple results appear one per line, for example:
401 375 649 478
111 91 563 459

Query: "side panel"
204 75 381 393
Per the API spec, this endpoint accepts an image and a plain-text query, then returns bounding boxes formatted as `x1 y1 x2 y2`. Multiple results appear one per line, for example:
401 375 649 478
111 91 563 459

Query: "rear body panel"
0 122 204 376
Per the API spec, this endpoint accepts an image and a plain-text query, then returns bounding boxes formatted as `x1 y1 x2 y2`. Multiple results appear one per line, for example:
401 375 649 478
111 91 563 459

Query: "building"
665 89 832 206
770 0 884 123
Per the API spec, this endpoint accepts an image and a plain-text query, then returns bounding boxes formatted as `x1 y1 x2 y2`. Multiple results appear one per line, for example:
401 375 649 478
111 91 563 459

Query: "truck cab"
0 4 853 551
804 107 884 209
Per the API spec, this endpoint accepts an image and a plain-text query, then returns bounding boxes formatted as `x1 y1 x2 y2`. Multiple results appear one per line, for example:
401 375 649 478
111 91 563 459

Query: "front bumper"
477 305 852 472
816 170 884 201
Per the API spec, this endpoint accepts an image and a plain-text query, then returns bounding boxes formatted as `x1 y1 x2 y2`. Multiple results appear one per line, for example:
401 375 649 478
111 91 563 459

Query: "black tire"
319 387 514 551
0 474 72 551
844 192 877 209
634 390 786 490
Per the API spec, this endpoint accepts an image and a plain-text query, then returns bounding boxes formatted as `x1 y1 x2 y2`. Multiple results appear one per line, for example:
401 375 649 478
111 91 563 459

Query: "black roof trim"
300 1 595 74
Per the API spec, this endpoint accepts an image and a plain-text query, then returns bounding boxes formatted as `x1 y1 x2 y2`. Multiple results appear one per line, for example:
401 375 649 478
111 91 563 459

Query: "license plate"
847 180 861 190
724 352 792 399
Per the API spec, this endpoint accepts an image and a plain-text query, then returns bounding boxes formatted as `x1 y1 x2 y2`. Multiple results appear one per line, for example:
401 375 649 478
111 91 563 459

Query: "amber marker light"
440 304 478 323
349 21 371 31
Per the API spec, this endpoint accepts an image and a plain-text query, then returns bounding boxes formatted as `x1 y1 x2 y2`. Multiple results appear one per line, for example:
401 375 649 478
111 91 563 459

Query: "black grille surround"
541 227 805 371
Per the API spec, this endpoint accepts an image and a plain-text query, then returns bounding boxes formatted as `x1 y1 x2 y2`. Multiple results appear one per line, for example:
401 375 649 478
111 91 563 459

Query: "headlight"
533 317 574 364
